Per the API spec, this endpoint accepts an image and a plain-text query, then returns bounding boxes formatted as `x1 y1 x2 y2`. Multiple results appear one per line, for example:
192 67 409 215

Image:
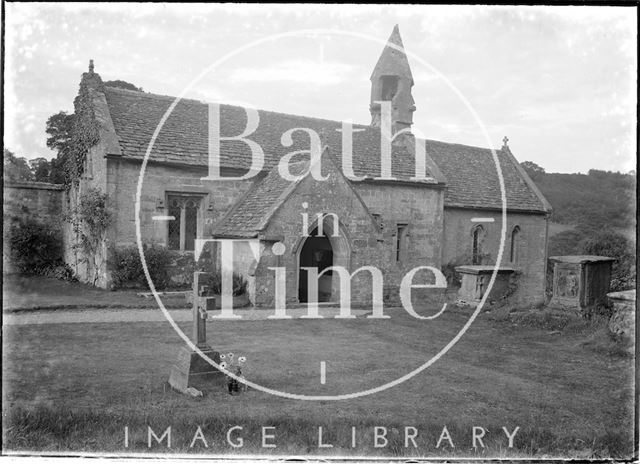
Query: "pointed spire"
370 25 413 81
388 24 404 48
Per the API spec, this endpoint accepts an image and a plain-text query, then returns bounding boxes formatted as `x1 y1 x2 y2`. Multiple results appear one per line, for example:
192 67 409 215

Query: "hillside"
521 162 636 292
528 167 636 230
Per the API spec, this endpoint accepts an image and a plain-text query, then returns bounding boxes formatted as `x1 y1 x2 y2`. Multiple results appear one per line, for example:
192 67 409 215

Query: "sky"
4 4 637 174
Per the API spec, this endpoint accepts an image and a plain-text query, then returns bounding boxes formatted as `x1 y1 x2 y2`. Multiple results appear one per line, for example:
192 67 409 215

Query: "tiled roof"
211 161 309 238
102 86 548 212
426 140 548 212
103 87 428 181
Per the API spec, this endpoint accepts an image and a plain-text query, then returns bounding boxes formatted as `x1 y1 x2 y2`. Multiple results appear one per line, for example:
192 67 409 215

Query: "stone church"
66 26 551 307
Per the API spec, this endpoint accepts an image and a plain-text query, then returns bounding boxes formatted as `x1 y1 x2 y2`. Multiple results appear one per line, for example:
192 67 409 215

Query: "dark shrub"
580 230 636 292
111 244 175 290
548 229 586 256
7 219 65 276
44 263 76 281
205 271 247 296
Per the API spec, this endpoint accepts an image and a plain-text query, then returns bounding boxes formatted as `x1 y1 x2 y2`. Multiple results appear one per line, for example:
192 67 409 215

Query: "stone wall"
353 182 444 269
354 182 445 305
104 158 254 287
3 182 65 274
442 208 549 306
3 181 64 226
107 158 253 247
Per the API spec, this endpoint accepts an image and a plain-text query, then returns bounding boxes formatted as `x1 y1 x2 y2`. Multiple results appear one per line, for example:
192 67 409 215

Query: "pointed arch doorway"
298 227 333 302
295 215 351 304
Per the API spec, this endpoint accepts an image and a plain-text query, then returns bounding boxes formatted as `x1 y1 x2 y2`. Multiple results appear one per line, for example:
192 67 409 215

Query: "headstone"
455 265 515 307
168 272 223 393
607 289 635 340
549 256 615 310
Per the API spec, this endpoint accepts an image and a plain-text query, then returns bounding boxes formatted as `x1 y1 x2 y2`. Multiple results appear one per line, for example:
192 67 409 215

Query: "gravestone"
168 272 222 393
455 265 515 307
549 256 615 310
607 289 635 341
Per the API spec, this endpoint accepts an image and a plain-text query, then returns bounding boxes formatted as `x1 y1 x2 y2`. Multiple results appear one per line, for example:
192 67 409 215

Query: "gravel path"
3 307 371 325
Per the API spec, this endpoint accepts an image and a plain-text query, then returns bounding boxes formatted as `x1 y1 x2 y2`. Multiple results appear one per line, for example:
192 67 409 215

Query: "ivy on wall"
66 74 101 186
46 71 101 189
64 187 113 286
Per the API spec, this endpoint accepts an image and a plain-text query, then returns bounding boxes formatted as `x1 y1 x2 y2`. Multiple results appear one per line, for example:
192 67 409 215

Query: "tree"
29 157 51 182
520 161 546 180
548 230 586 256
45 111 75 185
580 230 636 292
3 148 34 182
48 157 67 184
104 80 143 91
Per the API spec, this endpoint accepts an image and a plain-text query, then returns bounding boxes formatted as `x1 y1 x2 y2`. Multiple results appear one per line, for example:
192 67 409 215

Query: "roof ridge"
416 137 502 154
103 86 205 105
241 105 372 129
104 86 375 129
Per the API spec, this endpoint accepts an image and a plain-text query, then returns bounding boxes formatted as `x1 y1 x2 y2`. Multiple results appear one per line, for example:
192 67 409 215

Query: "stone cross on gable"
502 136 509 148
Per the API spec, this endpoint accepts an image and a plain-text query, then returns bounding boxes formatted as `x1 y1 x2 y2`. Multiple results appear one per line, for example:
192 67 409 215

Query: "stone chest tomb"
455 265 515 306
549 255 615 310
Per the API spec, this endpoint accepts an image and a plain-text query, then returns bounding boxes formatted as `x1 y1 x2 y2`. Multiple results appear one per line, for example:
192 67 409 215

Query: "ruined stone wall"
442 208 549 306
62 141 112 287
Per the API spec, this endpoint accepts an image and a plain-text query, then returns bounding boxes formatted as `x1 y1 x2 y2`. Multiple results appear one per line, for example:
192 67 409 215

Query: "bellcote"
369 25 416 134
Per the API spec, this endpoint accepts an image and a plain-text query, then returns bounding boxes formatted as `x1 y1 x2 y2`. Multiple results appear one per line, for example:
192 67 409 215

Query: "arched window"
472 225 485 265
510 226 521 264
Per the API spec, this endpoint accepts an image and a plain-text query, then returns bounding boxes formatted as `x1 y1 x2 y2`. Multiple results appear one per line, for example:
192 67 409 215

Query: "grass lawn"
2 306 634 458
2 274 186 311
